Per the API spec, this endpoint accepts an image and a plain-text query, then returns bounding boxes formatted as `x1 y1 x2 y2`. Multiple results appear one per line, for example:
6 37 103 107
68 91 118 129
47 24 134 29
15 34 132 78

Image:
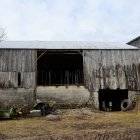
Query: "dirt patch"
62 128 140 140
0 108 140 140
72 122 125 130
0 133 9 140
4 128 140 140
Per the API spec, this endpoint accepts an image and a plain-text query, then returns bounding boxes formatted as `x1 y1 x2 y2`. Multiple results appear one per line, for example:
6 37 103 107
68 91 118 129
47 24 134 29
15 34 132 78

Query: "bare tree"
0 28 6 41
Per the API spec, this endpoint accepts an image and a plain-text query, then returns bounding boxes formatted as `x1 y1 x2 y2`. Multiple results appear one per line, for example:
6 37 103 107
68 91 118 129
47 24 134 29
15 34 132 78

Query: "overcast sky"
0 0 140 42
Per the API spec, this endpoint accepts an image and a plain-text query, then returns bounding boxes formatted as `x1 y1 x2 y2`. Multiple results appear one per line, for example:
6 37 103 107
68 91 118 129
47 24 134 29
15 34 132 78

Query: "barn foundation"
0 88 35 109
91 90 140 111
36 86 90 108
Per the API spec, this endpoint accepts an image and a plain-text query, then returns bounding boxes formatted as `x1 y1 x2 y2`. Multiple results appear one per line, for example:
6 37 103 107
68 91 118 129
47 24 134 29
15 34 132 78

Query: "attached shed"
127 36 140 48
0 41 139 110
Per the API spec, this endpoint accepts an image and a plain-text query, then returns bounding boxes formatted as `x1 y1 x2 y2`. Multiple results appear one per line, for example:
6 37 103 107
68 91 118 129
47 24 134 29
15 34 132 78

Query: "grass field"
0 108 140 140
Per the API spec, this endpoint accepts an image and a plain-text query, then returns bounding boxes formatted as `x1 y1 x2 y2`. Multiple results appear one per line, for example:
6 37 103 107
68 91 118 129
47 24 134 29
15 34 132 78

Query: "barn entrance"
37 50 84 86
99 89 128 111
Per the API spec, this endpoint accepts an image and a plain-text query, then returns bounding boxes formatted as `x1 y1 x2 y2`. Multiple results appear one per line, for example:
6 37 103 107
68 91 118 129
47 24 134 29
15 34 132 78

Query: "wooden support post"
137 100 139 114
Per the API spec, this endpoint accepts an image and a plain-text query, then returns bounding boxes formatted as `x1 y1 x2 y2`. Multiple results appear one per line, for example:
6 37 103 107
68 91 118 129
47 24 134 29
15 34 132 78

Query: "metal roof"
0 41 138 50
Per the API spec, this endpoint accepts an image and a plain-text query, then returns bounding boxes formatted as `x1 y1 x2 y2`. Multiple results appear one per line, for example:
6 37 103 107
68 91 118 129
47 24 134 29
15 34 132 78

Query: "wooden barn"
0 41 140 111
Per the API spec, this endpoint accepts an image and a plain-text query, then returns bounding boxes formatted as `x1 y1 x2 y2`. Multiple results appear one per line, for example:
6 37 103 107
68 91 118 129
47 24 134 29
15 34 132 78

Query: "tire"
121 99 132 111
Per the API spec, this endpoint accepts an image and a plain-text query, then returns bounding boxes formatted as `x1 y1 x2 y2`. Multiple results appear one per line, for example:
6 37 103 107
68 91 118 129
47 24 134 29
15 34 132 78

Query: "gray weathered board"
84 50 140 91
0 49 140 92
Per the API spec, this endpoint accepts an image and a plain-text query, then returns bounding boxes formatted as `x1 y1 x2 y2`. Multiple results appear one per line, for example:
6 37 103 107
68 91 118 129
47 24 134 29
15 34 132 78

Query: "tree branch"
0 28 7 41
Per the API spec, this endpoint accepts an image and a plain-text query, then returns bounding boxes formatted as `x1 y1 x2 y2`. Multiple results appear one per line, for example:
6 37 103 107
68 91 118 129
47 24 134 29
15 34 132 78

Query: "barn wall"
0 88 35 109
83 50 140 92
0 49 36 108
1 48 140 109
0 49 36 88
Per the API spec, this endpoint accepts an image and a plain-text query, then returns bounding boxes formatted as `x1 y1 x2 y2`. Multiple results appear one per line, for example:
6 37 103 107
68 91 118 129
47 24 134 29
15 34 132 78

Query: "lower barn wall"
0 88 35 109
36 86 90 108
91 91 140 109
0 86 90 109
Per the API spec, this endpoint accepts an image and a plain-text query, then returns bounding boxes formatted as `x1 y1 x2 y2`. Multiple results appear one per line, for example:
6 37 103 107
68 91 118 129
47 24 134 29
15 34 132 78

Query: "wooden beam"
33 50 48 65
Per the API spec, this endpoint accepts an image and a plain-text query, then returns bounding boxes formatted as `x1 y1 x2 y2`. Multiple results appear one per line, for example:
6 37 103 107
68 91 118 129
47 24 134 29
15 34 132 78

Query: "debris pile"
0 107 23 119
29 100 61 117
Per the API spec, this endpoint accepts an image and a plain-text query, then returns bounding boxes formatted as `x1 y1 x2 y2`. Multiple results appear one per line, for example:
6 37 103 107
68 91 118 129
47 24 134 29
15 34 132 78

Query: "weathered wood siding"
0 49 36 88
1 49 140 91
83 50 140 91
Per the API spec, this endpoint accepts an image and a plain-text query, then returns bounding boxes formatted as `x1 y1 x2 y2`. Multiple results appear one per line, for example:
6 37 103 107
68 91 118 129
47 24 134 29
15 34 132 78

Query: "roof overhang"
0 41 138 50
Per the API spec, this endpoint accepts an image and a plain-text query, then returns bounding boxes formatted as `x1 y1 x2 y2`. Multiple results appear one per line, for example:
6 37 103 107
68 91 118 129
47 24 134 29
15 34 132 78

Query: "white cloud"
0 0 139 42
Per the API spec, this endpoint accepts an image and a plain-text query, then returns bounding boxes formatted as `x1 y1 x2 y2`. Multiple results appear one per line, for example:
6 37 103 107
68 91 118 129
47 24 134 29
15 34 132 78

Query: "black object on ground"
121 99 132 111
33 102 57 116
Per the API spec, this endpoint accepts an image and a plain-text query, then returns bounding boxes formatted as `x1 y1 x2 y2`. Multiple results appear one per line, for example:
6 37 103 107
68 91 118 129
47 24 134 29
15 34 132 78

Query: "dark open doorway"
99 89 128 111
37 50 84 86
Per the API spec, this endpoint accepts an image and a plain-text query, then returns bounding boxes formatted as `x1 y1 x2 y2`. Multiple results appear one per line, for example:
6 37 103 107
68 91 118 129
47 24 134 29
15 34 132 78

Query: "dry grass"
0 108 140 140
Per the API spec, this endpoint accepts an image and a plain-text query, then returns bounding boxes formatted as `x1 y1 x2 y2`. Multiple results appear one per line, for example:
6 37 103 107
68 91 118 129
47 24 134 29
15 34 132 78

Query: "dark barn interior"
37 50 84 86
99 89 128 111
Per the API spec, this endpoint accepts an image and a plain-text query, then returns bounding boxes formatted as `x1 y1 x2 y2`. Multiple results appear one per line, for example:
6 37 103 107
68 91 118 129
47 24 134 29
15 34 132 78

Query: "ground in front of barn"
0 108 140 140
